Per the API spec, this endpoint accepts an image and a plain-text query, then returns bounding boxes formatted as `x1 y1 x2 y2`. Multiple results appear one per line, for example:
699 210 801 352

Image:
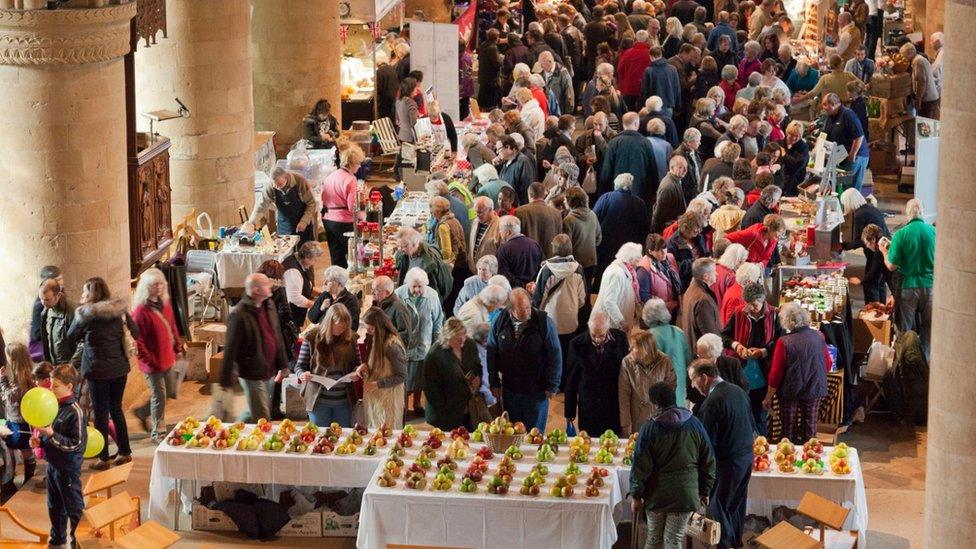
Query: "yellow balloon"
21 387 58 428
84 426 105 459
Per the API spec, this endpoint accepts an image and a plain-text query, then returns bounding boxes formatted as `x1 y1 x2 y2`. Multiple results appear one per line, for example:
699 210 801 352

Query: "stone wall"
251 1 341 156
135 0 254 228
0 5 135 337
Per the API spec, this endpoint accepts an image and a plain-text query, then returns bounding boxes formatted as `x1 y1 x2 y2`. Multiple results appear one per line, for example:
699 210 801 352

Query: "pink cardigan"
321 168 358 224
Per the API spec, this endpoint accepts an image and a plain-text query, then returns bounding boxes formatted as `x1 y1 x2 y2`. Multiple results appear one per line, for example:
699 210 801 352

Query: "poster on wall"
410 21 461 122
914 116 940 224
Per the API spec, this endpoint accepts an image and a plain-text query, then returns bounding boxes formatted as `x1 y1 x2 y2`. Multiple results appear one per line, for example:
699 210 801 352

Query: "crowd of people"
0 1 944 546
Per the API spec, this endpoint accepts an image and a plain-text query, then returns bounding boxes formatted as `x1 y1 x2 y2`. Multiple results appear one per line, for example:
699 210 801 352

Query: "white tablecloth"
215 235 299 288
616 446 868 537
356 461 623 549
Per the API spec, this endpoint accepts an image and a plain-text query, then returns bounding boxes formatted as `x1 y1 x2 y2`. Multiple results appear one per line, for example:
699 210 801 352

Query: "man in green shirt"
880 199 935 358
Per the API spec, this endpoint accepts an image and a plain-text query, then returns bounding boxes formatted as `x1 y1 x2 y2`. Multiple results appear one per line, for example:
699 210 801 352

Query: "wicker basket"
482 412 525 453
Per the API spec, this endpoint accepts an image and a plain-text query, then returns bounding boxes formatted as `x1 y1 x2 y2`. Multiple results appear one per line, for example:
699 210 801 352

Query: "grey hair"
588 308 610 330
244 273 269 296
509 132 526 149
529 74 546 88
479 283 509 307
372 275 395 293
721 64 738 81
840 187 867 213
683 127 702 143
646 96 663 112
616 242 644 263
487 274 512 292
635 29 650 44
734 262 763 286
323 265 349 286
297 240 324 260
614 173 634 191
747 71 763 86
474 195 494 210
696 333 723 359
271 166 288 179
596 62 614 76
499 215 521 234
461 133 480 148
395 226 423 247
642 298 671 326
692 257 716 280
134 267 168 306
404 267 430 287
473 163 499 184
718 243 748 270
430 195 451 215
476 254 499 275
779 301 812 331
729 114 749 131
744 40 761 56
905 198 924 219
760 185 783 207
646 118 666 136
425 179 449 197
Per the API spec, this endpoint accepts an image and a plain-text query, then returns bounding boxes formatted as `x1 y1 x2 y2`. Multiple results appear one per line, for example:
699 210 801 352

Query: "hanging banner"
456 0 478 51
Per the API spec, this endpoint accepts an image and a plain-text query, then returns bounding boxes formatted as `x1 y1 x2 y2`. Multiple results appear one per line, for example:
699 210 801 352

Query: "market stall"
340 0 405 128
215 234 300 289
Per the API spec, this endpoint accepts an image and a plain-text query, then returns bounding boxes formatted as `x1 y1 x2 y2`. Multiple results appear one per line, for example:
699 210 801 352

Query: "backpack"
545 86 561 117
882 330 929 424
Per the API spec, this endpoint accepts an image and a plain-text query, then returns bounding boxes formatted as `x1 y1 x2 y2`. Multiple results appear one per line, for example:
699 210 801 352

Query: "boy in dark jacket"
32 364 86 549
630 382 715 547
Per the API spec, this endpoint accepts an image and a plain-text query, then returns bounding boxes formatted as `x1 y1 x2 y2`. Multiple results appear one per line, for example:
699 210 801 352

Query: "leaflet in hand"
309 372 358 390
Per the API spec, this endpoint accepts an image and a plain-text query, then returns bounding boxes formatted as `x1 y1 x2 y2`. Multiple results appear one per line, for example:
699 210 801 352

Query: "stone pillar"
925 0 945 37
924 0 976 546
251 1 341 155
135 0 254 227
405 0 453 23
0 4 135 337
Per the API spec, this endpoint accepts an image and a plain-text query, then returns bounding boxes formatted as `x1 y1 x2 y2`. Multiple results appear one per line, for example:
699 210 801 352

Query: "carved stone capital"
0 4 136 66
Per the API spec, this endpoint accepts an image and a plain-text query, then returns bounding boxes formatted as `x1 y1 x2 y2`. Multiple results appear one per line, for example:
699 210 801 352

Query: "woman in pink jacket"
131 268 184 443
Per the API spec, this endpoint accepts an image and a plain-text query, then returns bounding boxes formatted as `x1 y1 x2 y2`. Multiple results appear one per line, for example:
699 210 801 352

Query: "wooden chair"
797 492 859 548
83 461 133 500
371 117 400 173
0 506 48 545
753 521 820 549
81 491 140 543
115 520 180 549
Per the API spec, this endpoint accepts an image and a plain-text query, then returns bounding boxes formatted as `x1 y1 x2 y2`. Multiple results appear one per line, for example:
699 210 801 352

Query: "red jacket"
531 86 550 118
616 43 651 96
132 301 184 374
725 222 776 266
719 79 740 111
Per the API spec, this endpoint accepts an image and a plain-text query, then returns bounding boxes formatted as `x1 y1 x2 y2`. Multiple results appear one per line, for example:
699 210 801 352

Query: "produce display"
750 436 855 476
780 272 849 325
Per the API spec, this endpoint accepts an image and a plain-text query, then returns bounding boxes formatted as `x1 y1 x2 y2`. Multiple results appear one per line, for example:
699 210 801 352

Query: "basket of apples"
483 413 526 453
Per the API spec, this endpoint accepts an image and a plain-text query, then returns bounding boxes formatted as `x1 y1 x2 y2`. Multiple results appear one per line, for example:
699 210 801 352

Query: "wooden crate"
870 73 911 99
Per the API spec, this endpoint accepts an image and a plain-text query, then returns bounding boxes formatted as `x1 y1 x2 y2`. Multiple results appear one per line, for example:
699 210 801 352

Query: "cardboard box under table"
852 315 893 354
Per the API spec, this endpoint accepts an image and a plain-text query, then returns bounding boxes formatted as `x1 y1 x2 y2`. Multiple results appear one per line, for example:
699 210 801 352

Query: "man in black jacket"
221 274 289 423
477 29 503 109
690 359 755 549
487 289 562 431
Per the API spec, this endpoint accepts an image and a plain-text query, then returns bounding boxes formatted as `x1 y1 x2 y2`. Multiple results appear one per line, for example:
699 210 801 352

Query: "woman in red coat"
131 268 184 442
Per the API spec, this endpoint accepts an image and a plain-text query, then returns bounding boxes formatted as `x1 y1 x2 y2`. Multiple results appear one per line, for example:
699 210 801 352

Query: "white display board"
914 117 940 224
409 21 461 121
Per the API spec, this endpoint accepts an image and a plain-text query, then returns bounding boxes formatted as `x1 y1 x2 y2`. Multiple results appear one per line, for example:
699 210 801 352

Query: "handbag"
582 166 597 194
467 392 492 425
168 358 188 400
686 507 722 545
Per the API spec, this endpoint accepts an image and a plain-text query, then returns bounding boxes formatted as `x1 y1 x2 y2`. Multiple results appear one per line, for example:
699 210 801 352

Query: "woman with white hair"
763 301 833 442
453 254 499 315
737 40 763 87
457 283 508 334
473 163 512 205
423 318 481 430
593 242 644 331
712 243 749 305
131 268 185 442
642 297 693 402
395 267 445 418
720 261 764 324
516 87 546 143
662 17 684 58
308 265 361 331
839 187 891 298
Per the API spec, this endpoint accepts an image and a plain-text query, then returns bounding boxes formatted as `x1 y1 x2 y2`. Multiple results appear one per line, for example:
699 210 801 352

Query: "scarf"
624 262 641 308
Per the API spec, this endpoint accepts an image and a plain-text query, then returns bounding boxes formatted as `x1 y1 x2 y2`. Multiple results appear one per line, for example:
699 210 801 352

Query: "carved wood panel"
128 136 172 276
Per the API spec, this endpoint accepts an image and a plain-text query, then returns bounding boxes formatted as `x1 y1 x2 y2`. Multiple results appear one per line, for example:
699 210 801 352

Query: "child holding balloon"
0 343 38 488
30 364 86 549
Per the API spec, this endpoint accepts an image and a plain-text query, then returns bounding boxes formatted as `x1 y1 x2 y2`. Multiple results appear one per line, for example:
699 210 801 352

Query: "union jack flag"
339 24 349 44
369 22 383 40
